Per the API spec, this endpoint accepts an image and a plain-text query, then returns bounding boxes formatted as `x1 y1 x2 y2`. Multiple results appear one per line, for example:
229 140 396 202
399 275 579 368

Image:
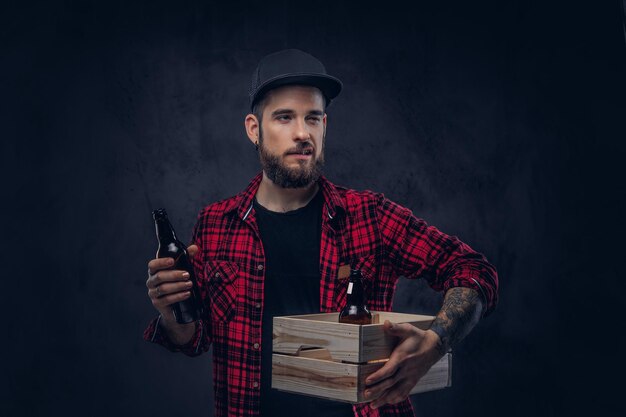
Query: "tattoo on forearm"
429 287 483 355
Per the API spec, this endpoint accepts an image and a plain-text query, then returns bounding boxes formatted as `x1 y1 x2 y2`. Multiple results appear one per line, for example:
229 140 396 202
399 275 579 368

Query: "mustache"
284 142 315 155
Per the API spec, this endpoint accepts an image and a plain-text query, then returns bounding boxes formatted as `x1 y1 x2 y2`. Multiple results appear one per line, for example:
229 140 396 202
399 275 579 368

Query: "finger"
147 257 175 275
369 386 395 410
364 372 398 400
148 282 185 300
147 270 191 288
152 290 191 309
147 287 167 300
365 357 400 387
370 394 387 410
369 378 409 410
385 379 414 405
187 244 199 258
154 280 194 298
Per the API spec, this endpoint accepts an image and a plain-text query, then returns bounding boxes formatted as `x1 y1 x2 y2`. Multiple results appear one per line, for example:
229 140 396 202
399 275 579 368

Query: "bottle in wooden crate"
338 269 372 325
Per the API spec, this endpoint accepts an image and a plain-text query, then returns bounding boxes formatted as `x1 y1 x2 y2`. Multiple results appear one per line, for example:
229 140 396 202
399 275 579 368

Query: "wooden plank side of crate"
279 312 341 322
371 312 436 328
272 354 361 403
272 352 451 404
408 353 452 395
273 316 362 362
359 313 435 362
273 312 436 362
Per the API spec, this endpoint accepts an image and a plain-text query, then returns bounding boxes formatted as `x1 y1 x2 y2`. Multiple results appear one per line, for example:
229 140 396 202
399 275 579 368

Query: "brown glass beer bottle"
338 269 372 325
152 208 203 324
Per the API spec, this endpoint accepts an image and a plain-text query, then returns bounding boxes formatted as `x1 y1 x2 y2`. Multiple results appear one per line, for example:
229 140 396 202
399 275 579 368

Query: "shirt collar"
226 172 346 221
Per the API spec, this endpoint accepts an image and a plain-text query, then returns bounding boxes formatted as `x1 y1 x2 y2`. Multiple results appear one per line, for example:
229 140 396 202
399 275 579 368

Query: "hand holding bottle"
146 244 199 319
145 244 199 345
150 208 203 325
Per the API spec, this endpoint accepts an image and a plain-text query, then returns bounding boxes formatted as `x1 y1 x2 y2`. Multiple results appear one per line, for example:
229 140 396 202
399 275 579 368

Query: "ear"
245 113 260 145
323 113 327 138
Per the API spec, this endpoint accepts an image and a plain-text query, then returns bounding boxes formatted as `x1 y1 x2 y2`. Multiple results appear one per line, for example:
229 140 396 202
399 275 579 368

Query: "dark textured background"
2 1 625 416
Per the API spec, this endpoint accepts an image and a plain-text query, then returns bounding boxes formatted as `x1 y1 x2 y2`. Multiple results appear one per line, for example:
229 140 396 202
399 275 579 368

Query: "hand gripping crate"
272 311 452 403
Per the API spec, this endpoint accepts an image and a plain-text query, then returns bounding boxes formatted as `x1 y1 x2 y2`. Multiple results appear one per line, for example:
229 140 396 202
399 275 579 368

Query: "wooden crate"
272 311 452 403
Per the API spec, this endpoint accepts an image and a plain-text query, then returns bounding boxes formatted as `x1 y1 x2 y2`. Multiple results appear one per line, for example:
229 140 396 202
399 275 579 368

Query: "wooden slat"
273 312 435 363
273 316 362 361
279 312 341 322
272 354 362 403
408 353 452 395
272 352 451 403
368 312 435 328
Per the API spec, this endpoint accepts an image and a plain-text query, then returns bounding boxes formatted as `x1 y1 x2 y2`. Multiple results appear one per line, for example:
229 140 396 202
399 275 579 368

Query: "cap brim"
250 73 343 109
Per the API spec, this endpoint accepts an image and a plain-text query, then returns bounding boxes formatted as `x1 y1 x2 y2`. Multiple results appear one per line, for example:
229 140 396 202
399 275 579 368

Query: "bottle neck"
155 218 177 243
346 276 365 305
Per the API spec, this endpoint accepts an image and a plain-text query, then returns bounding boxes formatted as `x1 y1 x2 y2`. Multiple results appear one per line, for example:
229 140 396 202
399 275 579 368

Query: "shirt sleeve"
142 210 213 356
377 195 499 316
142 314 208 356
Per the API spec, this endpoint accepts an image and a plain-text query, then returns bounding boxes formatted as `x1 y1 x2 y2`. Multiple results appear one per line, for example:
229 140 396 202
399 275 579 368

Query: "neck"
256 172 320 213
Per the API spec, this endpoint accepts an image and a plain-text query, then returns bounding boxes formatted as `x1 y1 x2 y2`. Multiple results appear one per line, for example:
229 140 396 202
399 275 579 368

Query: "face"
247 85 327 188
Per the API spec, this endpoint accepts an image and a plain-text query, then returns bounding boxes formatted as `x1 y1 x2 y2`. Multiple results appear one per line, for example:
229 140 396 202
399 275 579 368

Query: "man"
144 49 498 417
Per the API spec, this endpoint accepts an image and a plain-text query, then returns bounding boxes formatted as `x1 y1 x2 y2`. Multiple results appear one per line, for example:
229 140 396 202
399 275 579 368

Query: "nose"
293 118 312 142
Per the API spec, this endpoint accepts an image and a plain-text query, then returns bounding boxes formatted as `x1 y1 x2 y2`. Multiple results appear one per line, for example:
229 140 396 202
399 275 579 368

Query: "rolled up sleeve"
378 196 499 316
142 314 210 356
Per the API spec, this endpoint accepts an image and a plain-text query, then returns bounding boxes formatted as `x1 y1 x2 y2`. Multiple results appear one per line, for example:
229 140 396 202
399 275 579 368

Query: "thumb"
383 320 413 337
187 244 199 258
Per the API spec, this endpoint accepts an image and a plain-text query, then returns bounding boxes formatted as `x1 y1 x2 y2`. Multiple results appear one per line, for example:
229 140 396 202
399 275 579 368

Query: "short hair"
252 94 269 126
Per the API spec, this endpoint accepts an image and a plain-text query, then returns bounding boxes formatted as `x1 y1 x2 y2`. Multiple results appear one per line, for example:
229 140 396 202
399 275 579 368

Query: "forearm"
428 287 483 355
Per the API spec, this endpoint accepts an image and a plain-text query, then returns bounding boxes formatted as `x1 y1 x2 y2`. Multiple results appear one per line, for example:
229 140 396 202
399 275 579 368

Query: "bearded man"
144 49 498 417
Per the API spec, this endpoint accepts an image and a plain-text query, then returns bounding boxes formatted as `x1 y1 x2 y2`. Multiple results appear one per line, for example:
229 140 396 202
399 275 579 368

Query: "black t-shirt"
254 190 354 417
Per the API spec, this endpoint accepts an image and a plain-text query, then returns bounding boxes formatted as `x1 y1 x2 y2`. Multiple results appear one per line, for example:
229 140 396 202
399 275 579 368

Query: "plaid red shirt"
144 173 498 417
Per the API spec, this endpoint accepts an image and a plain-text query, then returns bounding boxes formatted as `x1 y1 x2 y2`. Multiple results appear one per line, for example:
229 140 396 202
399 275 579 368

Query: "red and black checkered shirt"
144 173 498 417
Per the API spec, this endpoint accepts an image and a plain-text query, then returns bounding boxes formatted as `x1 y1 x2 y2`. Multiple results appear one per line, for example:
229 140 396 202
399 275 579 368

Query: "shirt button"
253 342 260 349
214 272 221 278
252 381 259 388
257 264 264 271
255 303 261 309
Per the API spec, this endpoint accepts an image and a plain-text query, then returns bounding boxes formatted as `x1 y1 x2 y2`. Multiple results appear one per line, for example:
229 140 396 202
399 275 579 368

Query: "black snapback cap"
248 49 343 111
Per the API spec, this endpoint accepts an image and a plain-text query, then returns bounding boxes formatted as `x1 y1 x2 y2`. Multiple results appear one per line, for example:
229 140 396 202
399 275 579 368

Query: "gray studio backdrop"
3 1 624 417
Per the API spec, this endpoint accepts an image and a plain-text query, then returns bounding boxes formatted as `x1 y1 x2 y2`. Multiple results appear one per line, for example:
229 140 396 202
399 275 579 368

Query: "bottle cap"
152 208 168 220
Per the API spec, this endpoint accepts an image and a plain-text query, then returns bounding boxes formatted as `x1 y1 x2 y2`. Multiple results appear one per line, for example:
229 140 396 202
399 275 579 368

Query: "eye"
276 115 292 121
307 117 321 123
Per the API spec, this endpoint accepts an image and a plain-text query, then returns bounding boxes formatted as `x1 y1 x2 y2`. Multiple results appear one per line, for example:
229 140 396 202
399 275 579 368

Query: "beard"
258 131 325 189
